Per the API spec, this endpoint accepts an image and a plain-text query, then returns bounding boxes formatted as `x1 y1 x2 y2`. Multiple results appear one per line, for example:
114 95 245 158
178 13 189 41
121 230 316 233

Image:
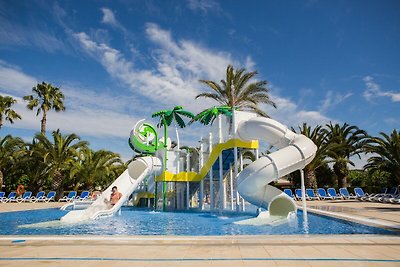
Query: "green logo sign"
129 119 159 154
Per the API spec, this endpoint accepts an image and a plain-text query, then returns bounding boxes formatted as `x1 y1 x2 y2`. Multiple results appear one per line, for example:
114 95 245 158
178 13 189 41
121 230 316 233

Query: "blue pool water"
0 208 397 236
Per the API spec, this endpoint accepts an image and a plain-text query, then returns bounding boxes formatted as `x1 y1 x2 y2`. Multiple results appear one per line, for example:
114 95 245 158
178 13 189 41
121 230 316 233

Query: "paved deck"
0 200 400 266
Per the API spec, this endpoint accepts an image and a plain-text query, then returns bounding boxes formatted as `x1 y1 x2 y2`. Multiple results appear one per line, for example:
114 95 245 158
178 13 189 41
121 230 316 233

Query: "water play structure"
61 110 317 224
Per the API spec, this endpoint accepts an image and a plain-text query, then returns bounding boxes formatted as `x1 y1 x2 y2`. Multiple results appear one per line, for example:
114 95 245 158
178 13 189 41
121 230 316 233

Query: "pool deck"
1 200 400 266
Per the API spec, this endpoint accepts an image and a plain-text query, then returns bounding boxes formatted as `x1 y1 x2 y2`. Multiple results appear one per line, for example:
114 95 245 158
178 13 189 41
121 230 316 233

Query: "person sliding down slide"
104 186 123 207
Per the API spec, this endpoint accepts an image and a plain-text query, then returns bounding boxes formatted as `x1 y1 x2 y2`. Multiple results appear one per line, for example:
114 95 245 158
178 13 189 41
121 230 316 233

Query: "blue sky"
0 0 399 165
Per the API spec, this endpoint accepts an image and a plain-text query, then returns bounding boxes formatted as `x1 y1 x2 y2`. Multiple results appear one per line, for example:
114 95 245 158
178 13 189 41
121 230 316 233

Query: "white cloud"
73 23 255 113
0 62 141 138
265 92 334 128
0 13 66 53
363 75 400 103
187 0 221 13
0 61 38 94
319 90 353 112
101 8 118 27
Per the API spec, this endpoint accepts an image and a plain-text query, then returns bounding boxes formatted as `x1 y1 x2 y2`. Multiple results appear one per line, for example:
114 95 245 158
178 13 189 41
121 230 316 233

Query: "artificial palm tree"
71 148 124 192
292 123 334 189
0 135 24 190
195 65 276 117
363 130 400 185
322 122 367 188
32 130 88 199
151 106 194 211
23 82 65 135
0 95 21 129
191 106 232 210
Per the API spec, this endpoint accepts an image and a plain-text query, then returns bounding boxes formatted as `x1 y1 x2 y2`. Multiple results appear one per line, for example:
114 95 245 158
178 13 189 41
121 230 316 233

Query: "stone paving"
0 200 400 266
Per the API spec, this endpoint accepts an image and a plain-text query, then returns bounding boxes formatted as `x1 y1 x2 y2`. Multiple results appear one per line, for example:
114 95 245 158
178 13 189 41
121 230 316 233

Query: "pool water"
0 208 397 236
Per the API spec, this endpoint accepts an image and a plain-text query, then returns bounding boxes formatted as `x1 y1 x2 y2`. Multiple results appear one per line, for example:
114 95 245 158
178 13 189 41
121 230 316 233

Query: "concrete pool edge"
301 206 400 232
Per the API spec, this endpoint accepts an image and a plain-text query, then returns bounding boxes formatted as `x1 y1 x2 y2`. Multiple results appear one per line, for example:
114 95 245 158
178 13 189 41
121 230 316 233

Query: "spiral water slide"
60 157 162 223
236 117 317 223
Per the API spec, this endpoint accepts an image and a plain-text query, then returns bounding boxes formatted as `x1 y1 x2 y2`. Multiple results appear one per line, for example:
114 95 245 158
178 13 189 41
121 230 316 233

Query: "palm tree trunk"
333 162 348 188
52 170 64 200
0 117 3 129
305 170 318 189
41 110 47 135
0 170 3 191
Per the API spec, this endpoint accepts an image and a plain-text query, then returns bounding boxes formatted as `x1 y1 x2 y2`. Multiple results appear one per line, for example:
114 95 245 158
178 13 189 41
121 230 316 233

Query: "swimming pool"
0 208 397 236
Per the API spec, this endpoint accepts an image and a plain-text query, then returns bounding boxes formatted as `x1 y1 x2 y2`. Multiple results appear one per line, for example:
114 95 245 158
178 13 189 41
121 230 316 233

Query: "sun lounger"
339 188 357 199
284 189 295 199
369 187 398 202
354 187 369 200
40 191 56 202
16 191 32 203
3 192 17 203
59 191 77 202
30 191 45 202
306 189 319 200
317 188 333 200
295 189 311 200
0 192 6 202
388 194 400 204
76 191 90 201
327 188 342 200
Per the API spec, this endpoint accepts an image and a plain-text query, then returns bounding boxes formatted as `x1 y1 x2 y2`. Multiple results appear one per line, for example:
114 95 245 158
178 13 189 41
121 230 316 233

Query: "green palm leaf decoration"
151 106 194 211
192 106 232 126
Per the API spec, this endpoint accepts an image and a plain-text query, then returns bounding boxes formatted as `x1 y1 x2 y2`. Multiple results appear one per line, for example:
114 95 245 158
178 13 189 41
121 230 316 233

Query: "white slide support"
236 117 317 223
60 156 162 223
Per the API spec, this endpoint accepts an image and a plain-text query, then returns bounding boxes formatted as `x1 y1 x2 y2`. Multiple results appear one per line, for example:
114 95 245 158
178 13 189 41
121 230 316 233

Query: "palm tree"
71 148 124 192
322 122 367 188
364 130 400 185
151 106 194 211
0 95 21 129
18 139 50 194
32 130 88 199
0 135 24 190
292 123 334 189
23 82 65 135
195 65 276 117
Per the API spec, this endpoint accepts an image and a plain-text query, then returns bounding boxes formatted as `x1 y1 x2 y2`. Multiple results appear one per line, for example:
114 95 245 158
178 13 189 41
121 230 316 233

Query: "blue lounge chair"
317 188 333 200
16 191 32 203
284 189 295 199
327 188 342 200
76 191 90 201
377 187 398 202
0 192 5 202
306 189 319 200
41 191 56 202
30 191 45 202
354 187 368 200
295 189 311 200
368 187 398 202
59 191 77 202
339 188 356 199
4 192 17 203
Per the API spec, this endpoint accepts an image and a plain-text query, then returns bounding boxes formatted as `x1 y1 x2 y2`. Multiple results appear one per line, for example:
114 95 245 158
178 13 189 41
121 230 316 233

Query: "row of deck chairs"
0 190 91 203
0 191 56 203
58 191 90 202
357 187 400 204
284 187 367 201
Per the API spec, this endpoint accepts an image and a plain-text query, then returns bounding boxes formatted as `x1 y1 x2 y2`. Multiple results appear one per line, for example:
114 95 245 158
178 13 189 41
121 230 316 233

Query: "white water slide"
60 156 162 223
236 117 317 224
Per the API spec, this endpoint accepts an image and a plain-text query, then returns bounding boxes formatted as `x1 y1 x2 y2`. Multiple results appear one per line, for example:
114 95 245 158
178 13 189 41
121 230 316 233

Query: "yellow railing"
155 139 258 182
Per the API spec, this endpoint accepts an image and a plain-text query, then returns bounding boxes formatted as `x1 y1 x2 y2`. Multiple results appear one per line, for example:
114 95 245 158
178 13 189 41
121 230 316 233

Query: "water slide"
235 117 317 224
60 156 162 223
